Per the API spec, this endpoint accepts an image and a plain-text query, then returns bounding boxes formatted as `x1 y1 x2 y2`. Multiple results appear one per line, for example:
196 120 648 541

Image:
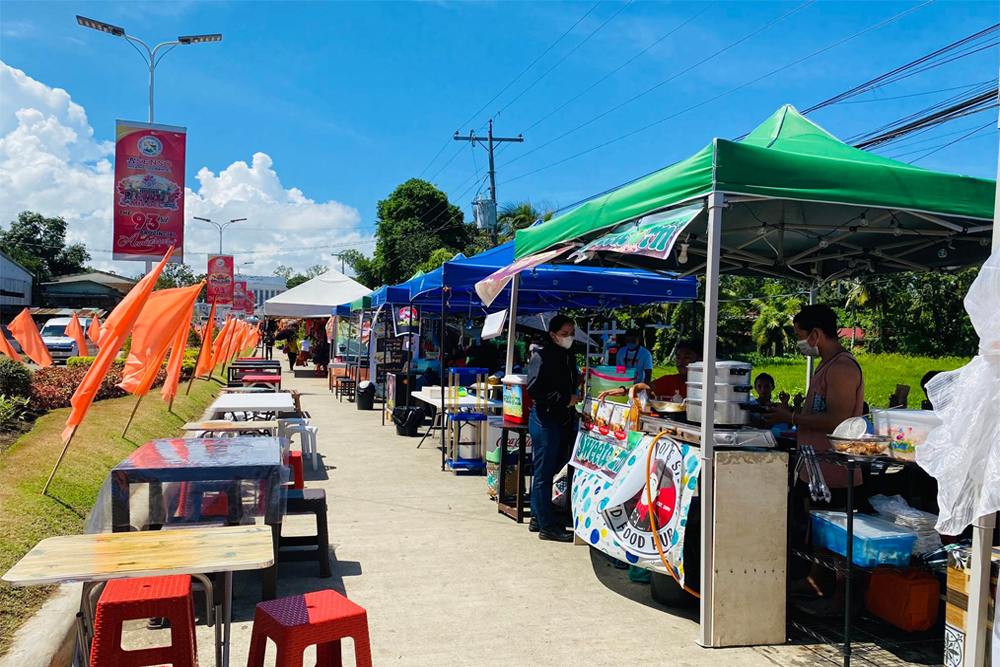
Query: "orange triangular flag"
87 317 102 347
209 317 233 373
8 309 52 367
119 283 203 397
160 284 203 402
65 313 88 358
62 248 174 441
0 325 21 362
194 300 217 378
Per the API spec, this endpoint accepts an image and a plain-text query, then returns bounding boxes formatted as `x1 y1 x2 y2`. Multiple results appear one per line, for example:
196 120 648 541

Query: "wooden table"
209 392 295 419
181 420 279 437
109 437 287 599
1 525 274 667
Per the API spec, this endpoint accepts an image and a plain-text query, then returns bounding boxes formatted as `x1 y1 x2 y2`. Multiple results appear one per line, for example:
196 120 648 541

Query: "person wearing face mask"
597 340 701 401
526 314 581 542
616 328 654 385
764 304 864 615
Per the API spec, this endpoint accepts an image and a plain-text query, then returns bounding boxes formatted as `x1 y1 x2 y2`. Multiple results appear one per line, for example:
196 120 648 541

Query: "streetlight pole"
194 217 246 255
77 16 222 271
330 253 347 274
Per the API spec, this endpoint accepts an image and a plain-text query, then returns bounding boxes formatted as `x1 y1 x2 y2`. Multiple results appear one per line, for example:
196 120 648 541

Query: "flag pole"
122 395 144 438
42 426 78 496
168 394 175 413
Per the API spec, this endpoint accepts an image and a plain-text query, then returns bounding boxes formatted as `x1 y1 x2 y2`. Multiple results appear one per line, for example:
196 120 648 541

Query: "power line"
500 0 936 185
499 0 817 171
908 120 996 163
881 127 997 159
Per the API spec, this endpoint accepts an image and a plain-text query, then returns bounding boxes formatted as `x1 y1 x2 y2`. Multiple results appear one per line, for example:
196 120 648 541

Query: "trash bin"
392 406 425 436
357 381 376 410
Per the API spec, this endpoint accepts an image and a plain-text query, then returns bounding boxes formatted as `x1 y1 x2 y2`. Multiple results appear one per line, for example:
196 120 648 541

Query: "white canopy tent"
263 269 371 318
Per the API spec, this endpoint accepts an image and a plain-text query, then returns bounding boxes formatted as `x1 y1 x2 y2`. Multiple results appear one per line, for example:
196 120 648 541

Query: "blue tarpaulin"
404 240 696 312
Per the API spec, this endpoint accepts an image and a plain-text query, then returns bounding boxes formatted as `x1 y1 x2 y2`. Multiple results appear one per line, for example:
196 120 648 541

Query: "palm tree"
496 200 554 242
750 291 802 355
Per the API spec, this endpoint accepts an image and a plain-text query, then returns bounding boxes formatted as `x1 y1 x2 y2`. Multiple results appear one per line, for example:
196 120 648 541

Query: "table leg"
74 612 88 667
516 430 526 524
110 473 131 533
844 463 855 667
262 522 280 600
223 571 233 667
147 481 164 530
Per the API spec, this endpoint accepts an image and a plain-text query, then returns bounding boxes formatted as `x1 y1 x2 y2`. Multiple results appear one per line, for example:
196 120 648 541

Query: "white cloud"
0 60 373 278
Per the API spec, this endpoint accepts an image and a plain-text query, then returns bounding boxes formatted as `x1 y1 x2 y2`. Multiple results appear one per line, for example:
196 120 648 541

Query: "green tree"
750 284 802 355
415 248 455 275
1 212 91 300
273 265 294 281
305 264 329 279
286 274 309 289
496 200 554 242
338 250 379 288
372 179 473 285
155 263 198 290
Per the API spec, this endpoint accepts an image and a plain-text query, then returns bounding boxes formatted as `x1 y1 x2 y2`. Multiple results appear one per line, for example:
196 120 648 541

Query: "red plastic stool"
90 575 197 667
246 590 372 667
284 450 305 489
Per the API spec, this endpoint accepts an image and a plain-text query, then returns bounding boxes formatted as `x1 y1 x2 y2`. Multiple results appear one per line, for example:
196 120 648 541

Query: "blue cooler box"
810 510 917 567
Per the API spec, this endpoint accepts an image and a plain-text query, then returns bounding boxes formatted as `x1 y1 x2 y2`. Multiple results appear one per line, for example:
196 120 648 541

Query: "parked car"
40 317 97 363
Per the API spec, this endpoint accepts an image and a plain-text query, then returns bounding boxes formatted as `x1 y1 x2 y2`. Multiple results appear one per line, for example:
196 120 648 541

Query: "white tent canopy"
263 269 371 318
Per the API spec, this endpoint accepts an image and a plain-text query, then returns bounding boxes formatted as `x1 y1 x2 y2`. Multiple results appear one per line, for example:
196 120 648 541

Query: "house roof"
42 270 137 294
0 249 35 278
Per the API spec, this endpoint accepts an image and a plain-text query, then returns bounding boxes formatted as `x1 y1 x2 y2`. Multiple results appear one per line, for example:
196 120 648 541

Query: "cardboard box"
944 545 999 667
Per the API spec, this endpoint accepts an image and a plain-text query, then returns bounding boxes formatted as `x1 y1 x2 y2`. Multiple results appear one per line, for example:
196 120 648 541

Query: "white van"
40 317 96 363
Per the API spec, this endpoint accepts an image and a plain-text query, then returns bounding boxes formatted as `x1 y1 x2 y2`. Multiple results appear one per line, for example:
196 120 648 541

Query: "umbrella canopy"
406 239 697 312
264 269 371 318
513 105 995 281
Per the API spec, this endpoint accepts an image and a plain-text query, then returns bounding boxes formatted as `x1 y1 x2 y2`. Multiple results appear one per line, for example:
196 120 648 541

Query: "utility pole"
453 119 523 245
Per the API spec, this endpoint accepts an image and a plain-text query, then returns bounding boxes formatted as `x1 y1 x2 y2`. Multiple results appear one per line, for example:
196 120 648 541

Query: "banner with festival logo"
207 256 234 305
232 281 248 313
113 120 186 262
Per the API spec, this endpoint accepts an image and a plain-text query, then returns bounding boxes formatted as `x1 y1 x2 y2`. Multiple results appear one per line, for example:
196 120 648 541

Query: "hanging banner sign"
393 305 418 337
232 281 248 313
569 204 702 263
474 245 574 307
207 256 234 305
571 428 644 484
112 120 186 262
481 310 507 341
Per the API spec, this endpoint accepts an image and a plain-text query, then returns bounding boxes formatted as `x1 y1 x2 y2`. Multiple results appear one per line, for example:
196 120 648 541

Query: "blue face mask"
626 342 639 351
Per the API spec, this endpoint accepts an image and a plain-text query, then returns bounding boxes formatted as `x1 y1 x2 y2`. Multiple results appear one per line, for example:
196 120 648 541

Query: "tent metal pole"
698 191 723 648
806 284 816 392
964 118 1000 667
440 288 447 472
504 275 520 374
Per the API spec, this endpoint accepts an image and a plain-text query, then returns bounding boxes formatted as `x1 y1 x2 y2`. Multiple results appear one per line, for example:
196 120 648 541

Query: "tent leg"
698 191 723 648
42 426 78 496
505 275 520 375
440 289 447 472
122 395 144 439
965 512 997 667
806 284 816 392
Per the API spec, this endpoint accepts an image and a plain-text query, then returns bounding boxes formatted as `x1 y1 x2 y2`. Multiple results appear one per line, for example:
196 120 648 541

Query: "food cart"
478 105 996 663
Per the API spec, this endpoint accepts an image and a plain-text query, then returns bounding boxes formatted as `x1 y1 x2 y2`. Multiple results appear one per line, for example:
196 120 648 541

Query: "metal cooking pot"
687 360 752 386
686 382 752 401
686 398 750 425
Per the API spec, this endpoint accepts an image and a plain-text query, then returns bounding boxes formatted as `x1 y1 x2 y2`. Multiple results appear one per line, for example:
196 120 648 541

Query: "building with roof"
1 250 34 312
41 270 138 310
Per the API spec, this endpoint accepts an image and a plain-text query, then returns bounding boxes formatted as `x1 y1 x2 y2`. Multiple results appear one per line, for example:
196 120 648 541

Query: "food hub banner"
207 255 234 305
393 305 418 336
113 120 186 262
233 281 248 313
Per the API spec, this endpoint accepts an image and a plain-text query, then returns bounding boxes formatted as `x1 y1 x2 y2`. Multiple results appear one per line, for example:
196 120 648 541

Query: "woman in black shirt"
526 314 580 542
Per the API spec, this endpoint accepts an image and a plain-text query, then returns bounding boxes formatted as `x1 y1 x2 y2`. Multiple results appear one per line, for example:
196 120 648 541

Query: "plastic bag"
552 465 569 508
917 250 1000 536
869 494 942 555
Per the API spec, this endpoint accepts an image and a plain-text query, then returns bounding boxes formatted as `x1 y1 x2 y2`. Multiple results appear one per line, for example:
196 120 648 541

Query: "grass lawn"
654 352 970 408
0 376 223 654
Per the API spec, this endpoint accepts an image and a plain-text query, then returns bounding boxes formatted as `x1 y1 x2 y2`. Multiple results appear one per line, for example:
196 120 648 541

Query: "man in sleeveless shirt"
765 304 865 615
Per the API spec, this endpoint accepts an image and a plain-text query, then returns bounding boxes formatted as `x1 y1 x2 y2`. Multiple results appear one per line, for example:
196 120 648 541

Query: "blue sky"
0 1 996 275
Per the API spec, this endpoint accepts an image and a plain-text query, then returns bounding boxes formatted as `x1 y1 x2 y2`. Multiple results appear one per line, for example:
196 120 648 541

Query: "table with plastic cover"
1 525 273 667
180 420 279 436
108 437 289 600
208 392 295 419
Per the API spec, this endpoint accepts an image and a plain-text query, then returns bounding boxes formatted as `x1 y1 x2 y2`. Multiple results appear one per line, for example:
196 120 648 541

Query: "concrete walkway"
203 368 819 667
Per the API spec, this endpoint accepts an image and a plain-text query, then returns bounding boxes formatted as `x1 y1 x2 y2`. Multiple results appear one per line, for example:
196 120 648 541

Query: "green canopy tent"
498 105 996 652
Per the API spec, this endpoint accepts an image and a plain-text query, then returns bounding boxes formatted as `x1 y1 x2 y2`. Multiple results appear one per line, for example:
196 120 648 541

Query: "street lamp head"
229 217 247 223
178 34 222 45
194 216 213 222
77 15 125 37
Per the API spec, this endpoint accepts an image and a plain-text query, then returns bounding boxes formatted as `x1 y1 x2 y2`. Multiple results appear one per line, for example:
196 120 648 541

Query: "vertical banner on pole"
233 281 248 315
113 120 186 263
207 255 235 305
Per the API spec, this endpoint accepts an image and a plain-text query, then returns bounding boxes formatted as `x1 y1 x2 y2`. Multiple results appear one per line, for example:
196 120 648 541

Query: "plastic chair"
247 590 371 667
90 575 197 667
281 421 319 470
280 489 332 578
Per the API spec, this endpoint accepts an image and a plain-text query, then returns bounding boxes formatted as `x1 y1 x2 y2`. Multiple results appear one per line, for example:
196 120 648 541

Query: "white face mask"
556 334 574 349
797 335 820 357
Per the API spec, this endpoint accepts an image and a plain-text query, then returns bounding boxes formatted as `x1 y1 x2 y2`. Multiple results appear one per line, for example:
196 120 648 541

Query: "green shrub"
187 327 202 349
67 356 94 367
0 358 33 399
0 394 30 430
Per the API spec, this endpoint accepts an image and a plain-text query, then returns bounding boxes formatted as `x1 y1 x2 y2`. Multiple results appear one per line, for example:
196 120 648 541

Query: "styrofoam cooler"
457 423 481 460
502 374 532 424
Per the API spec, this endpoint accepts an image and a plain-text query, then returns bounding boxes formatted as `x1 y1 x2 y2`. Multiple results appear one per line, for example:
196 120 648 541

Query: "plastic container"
685 382 752 401
810 510 917 567
687 360 752 385
871 409 942 462
502 375 532 424
588 366 637 403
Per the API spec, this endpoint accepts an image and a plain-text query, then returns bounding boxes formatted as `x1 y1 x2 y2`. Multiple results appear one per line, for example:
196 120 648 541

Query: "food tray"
828 434 891 458
811 510 917 568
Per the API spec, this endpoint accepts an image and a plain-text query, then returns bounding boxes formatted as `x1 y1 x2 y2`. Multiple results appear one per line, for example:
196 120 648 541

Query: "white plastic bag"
916 250 1000 536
